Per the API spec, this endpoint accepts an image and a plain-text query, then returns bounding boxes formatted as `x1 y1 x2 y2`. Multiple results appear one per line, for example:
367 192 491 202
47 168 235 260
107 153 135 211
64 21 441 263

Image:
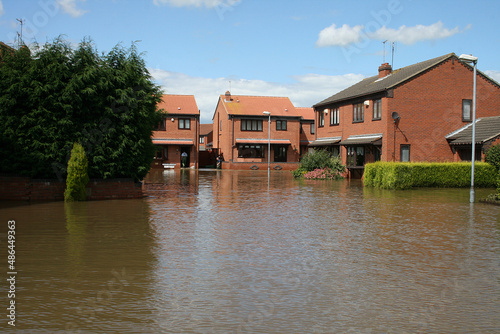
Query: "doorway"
180 147 190 168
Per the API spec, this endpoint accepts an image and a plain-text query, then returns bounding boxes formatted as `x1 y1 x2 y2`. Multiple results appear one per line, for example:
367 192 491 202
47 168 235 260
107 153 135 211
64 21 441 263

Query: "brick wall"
221 161 299 171
0 176 143 201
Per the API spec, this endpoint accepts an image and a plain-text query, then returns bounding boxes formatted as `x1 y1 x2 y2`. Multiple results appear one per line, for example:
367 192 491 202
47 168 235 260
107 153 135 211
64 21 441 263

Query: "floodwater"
1 169 500 334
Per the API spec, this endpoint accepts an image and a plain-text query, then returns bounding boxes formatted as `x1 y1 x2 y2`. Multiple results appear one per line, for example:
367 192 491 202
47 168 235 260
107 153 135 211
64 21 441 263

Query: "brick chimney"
378 63 392 78
225 91 231 102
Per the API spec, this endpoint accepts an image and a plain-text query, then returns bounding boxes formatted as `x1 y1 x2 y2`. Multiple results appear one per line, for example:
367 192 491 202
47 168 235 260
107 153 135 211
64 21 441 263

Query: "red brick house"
199 124 213 152
212 91 302 170
152 95 200 169
313 53 500 177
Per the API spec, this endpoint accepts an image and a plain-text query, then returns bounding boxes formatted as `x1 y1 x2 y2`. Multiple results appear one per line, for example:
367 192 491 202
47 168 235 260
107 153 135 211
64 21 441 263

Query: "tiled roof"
296 107 315 121
315 53 459 107
446 116 500 145
219 94 299 117
157 94 200 115
199 124 213 135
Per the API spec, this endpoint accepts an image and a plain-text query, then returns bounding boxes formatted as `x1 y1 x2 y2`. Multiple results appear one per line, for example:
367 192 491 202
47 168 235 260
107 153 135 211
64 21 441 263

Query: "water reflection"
0 170 499 333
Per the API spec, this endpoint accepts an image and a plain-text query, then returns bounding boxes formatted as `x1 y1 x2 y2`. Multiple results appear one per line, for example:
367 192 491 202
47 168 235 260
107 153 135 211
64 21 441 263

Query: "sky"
1 0 499 124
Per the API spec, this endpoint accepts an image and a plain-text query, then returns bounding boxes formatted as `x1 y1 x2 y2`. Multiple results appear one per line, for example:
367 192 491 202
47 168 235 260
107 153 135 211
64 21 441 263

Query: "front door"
180 147 190 167
274 145 287 162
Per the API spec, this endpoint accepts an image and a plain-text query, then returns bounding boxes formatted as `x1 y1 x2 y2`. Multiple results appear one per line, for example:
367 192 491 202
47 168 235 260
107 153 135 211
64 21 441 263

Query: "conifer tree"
64 143 89 202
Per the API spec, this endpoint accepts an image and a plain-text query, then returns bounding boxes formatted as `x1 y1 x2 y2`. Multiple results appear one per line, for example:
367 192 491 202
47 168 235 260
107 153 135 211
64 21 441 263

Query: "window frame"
330 107 339 126
400 144 411 162
237 144 264 158
318 111 325 128
310 122 315 134
276 120 287 131
372 99 382 120
462 99 472 122
241 119 263 132
178 118 191 130
353 103 364 123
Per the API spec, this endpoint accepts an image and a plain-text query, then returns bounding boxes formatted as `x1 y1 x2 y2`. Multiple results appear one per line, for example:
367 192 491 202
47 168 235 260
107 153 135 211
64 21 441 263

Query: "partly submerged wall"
0 176 143 201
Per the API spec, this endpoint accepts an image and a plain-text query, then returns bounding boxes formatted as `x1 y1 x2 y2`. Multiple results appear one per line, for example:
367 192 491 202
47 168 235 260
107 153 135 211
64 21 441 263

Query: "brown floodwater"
1 169 499 333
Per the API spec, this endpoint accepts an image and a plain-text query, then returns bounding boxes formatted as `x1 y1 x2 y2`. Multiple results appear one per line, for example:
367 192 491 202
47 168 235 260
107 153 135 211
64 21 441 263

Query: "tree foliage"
292 149 346 179
485 144 500 172
0 37 163 181
64 143 89 202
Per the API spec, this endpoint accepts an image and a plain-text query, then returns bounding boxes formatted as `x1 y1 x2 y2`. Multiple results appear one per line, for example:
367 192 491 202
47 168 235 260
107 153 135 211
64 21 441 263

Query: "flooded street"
1 169 500 333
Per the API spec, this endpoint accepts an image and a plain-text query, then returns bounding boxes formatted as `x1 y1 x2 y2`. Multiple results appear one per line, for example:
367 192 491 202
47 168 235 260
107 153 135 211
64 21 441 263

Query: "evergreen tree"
64 143 89 202
0 37 162 181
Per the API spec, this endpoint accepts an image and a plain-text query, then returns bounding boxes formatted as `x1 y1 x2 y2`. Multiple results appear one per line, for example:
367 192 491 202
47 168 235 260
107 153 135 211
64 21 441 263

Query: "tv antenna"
16 18 25 48
391 42 397 68
382 40 388 63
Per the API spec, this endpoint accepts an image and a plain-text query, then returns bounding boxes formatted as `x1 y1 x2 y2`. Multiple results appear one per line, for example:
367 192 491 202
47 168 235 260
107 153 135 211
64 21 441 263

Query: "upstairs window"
373 99 381 120
353 103 364 122
276 120 287 131
157 118 166 131
179 118 191 129
462 99 472 121
241 119 263 131
330 107 339 125
318 111 325 127
310 123 315 134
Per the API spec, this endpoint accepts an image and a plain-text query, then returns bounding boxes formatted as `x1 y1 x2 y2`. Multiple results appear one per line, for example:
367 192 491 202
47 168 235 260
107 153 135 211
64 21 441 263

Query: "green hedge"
364 162 497 190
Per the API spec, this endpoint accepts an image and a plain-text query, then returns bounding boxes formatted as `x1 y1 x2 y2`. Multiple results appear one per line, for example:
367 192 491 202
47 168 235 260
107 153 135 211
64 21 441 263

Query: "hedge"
363 162 497 190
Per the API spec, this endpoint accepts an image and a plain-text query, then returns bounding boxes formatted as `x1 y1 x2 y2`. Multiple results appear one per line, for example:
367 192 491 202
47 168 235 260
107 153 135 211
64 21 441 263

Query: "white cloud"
153 0 240 8
56 0 88 17
0 1 4 17
316 24 364 47
316 21 463 47
485 70 500 84
370 21 460 45
149 69 364 123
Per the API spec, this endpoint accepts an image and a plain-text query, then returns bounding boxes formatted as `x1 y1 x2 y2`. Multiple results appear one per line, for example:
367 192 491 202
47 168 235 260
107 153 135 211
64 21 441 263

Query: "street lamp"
459 53 478 203
263 111 271 174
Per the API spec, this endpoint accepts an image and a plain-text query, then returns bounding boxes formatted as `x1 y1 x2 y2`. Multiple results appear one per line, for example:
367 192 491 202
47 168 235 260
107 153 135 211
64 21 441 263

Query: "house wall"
315 57 500 165
152 114 200 168
387 58 500 162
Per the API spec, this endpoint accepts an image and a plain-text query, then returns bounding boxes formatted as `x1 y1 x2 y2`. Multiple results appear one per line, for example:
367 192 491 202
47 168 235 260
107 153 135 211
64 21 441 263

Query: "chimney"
378 63 392 78
225 91 232 102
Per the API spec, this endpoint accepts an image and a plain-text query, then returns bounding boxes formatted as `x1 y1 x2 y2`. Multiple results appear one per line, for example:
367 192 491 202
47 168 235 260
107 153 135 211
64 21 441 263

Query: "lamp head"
263 111 271 115
459 54 478 63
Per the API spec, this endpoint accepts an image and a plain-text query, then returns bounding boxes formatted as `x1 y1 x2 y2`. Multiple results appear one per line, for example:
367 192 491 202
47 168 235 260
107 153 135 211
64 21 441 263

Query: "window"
220 120 222 131
353 103 364 122
400 145 410 162
462 99 472 121
155 147 167 159
238 144 264 158
179 118 191 129
276 120 287 131
199 136 205 144
330 108 339 125
373 99 381 120
318 111 325 127
346 146 365 166
241 119 263 131
310 123 315 134
157 118 166 131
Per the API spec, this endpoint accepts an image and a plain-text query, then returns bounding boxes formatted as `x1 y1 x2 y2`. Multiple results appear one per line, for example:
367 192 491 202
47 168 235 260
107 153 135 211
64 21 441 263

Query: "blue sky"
1 0 499 123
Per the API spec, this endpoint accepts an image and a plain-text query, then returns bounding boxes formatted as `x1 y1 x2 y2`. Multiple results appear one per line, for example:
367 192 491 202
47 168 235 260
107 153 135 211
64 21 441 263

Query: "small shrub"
486 144 500 171
303 168 344 180
293 149 346 179
64 143 89 201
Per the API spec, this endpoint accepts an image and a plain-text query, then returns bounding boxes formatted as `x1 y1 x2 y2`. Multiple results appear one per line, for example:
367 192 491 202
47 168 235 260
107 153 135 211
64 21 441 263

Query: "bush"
303 168 344 180
364 162 497 190
293 149 346 179
64 143 89 201
485 144 500 171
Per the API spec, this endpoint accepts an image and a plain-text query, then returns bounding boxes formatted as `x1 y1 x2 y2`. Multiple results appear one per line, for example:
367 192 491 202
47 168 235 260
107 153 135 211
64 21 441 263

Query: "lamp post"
459 54 478 203
263 111 271 175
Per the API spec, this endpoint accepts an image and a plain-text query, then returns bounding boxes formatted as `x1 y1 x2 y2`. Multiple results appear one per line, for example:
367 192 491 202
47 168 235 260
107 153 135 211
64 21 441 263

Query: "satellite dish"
391 112 400 122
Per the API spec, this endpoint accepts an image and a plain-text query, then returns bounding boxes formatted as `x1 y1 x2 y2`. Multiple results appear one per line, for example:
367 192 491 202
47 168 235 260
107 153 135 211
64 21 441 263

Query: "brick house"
152 95 200 169
212 91 302 170
199 124 213 152
313 53 500 178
